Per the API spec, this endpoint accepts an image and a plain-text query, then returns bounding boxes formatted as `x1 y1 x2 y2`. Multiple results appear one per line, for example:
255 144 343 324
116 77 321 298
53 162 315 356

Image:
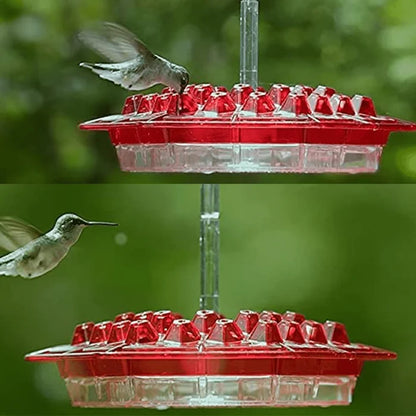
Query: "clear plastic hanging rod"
199 1 259 313
200 185 220 313
240 0 259 88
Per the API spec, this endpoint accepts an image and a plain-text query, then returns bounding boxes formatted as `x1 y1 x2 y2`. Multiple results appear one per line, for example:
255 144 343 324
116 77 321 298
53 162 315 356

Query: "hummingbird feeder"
79 2 416 174
81 84 416 174
27 0 400 410
26 310 396 409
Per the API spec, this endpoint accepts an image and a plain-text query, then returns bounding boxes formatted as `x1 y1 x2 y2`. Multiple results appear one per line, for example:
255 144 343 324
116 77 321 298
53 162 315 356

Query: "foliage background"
1 0 416 183
0 185 415 415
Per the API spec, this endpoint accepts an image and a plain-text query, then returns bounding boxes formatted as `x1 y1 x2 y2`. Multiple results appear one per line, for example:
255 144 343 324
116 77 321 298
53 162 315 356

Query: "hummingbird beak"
85 221 118 227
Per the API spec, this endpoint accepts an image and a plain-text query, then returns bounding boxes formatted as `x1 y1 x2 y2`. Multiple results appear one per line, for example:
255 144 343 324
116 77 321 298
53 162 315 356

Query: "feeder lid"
26 309 396 373
80 84 416 174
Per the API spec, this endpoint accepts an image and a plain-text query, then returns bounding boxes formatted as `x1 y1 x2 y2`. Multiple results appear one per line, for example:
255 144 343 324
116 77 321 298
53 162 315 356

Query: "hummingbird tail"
79 62 95 70
0 257 18 277
79 62 125 87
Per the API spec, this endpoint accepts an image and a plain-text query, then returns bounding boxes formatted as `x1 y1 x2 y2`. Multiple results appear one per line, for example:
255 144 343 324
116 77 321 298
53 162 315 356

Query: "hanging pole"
240 0 259 88
199 1 259 313
200 185 220 313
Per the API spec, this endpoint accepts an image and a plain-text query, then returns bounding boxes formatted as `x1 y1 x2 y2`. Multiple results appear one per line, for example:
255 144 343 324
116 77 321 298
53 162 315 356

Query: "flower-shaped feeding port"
80 83 416 174
26 309 396 409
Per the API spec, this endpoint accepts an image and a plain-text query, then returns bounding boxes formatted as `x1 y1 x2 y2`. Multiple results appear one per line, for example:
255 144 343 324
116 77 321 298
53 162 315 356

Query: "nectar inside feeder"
80 82 416 174
26 309 396 409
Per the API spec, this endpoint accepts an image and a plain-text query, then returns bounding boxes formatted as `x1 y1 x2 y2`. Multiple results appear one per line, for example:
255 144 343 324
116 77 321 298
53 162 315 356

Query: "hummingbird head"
170 66 190 94
54 214 118 242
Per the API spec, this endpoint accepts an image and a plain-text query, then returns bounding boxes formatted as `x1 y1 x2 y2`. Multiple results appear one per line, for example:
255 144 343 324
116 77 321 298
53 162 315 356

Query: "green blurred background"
0 185 415 415
1 0 416 183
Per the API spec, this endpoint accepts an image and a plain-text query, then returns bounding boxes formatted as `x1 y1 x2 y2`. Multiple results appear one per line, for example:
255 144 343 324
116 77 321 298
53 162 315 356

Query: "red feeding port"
260 311 283 323
206 319 245 344
89 321 113 344
80 83 416 174
107 321 132 344
26 309 396 409
249 319 283 344
114 312 135 322
71 322 94 345
125 320 159 345
192 310 222 334
268 84 291 106
235 310 260 334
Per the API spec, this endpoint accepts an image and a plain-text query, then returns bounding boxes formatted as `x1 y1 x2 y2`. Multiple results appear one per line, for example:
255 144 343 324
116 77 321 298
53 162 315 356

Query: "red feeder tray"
26 309 396 409
80 83 416 174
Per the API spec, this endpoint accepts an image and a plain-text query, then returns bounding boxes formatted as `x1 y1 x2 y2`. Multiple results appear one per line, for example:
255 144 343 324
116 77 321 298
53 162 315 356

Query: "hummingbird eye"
65 219 77 228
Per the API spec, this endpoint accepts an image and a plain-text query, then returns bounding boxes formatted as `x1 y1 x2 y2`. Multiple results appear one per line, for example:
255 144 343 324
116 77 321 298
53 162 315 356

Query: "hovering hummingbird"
79 22 190 93
0 214 118 279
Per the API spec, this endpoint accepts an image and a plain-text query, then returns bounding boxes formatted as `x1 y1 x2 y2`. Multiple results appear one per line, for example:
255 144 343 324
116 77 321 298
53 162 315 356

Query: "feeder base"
116 143 382 174
66 375 356 409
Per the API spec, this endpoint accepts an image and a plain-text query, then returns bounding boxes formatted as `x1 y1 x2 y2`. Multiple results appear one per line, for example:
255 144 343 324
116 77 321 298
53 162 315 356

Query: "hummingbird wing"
79 22 156 63
0 217 42 253
0 251 21 277
0 244 41 278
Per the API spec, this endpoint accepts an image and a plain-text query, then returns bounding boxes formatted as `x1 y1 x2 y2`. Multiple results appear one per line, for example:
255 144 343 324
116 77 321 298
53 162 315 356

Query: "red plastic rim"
80 83 416 146
26 309 396 378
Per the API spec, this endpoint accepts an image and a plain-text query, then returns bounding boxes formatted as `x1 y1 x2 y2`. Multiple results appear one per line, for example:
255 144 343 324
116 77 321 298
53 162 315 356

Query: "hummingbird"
0 214 118 279
79 22 190 93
